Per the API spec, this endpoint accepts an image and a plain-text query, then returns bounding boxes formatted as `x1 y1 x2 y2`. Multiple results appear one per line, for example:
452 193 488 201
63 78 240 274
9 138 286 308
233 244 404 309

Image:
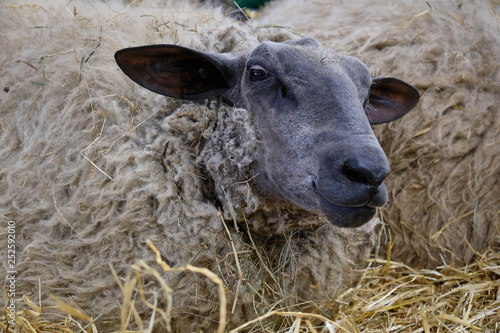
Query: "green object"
232 0 270 9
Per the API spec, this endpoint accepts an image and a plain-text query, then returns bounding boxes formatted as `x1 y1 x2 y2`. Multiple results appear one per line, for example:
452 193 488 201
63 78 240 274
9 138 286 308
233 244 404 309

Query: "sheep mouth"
312 181 381 228
312 179 386 206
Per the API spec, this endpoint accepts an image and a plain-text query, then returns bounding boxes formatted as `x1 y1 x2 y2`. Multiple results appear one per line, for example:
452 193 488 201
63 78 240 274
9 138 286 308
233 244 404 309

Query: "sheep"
114 39 419 229
260 0 500 268
0 0 423 331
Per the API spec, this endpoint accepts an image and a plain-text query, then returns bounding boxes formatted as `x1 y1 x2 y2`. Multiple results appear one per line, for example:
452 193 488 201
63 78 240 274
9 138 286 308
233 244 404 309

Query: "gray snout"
315 141 391 209
313 141 391 227
341 157 390 188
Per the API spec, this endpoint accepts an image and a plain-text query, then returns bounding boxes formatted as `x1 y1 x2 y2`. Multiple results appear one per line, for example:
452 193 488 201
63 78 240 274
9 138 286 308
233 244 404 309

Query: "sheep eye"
249 64 269 81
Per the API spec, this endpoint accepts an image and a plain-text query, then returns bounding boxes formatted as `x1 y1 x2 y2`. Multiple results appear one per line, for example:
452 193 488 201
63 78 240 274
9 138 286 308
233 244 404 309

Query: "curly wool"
0 0 377 331
260 0 500 267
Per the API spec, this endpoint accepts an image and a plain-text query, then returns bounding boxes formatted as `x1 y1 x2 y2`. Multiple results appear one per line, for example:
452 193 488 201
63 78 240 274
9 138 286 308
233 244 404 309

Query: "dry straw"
3 245 499 332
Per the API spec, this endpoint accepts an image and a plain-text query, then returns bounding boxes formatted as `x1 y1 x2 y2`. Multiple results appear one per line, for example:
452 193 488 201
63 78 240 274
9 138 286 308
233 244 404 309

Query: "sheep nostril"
341 160 388 187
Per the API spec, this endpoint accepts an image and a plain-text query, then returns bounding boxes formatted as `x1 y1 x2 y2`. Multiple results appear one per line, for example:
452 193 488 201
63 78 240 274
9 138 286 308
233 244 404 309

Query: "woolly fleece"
260 0 500 267
1 0 377 331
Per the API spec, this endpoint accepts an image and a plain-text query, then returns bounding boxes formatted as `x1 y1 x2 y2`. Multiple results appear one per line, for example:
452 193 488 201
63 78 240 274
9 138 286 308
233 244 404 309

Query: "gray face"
239 39 390 227
115 37 419 227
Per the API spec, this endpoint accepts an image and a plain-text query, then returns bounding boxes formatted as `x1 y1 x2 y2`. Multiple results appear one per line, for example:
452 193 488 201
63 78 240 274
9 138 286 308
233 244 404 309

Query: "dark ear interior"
115 45 230 100
367 77 420 125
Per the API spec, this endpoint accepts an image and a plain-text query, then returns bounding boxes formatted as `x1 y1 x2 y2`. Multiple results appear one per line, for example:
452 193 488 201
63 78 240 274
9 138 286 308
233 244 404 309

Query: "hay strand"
146 240 227 333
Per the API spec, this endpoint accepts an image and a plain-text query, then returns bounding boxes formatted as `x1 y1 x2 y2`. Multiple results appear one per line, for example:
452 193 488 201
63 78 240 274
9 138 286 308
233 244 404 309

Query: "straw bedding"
3 250 499 332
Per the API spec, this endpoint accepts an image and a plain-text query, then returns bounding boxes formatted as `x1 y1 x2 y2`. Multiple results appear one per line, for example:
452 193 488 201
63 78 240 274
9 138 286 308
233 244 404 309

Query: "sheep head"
115 37 419 228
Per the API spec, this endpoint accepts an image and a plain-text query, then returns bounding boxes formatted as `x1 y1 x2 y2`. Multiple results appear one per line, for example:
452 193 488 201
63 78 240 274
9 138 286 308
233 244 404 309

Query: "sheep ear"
367 77 420 125
115 45 241 101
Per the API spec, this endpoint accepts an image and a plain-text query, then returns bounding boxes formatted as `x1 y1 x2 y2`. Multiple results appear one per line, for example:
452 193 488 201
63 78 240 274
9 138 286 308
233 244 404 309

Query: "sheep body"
1 1 377 331
260 0 500 267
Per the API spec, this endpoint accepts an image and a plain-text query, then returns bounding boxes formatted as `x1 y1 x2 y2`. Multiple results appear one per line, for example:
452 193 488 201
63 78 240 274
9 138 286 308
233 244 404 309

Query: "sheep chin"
316 193 377 228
